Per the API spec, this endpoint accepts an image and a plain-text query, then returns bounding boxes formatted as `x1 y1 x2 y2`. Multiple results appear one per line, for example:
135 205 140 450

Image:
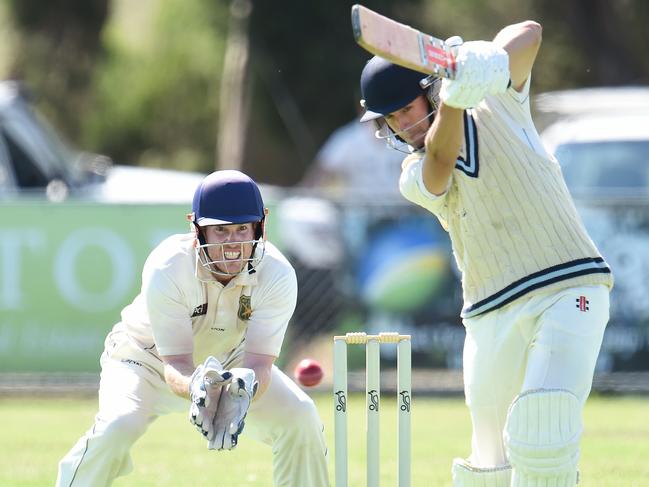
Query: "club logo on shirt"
238 295 252 321
191 303 208 317
576 296 590 312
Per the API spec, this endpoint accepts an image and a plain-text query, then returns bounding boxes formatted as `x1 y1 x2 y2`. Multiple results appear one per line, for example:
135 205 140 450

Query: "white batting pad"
452 458 512 486
504 389 582 487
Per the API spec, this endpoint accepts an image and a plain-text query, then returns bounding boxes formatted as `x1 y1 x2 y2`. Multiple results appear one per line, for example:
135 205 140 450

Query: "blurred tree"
531 0 649 87
246 0 420 185
7 0 109 140
4 0 649 184
217 0 253 172
244 0 649 185
84 0 228 171
416 0 649 92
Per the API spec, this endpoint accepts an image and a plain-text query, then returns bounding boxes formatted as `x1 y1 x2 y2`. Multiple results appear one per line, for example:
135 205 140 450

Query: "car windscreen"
555 140 649 197
0 100 78 187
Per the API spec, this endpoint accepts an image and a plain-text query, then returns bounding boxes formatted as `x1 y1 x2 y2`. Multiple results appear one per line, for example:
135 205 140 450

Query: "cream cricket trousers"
56 354 329 487
462 285 610 467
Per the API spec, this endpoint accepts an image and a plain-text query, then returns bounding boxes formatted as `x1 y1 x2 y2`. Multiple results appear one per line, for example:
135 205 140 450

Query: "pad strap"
452 458 512 486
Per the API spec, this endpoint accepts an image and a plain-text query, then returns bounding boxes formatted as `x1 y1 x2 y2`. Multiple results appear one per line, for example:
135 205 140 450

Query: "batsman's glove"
208 367 259 451
440 40 510 109
189 356 232 440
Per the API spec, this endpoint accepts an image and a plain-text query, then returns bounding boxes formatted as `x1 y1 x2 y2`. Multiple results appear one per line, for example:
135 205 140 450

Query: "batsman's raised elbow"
522 20 542 43
498 20 542 47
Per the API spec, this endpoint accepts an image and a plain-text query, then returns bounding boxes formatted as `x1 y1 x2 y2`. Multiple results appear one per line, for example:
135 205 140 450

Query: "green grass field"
1 394 647 486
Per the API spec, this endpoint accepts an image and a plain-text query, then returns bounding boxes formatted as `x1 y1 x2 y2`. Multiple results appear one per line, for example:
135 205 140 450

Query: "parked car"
0 80 205 202
535 86 649 371
535 86 649 199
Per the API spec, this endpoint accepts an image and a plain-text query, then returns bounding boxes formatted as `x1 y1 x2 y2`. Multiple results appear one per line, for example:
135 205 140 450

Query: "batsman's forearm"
422 104 464 195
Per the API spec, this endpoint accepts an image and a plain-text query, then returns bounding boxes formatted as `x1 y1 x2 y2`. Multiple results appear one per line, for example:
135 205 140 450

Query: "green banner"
0 200 285 372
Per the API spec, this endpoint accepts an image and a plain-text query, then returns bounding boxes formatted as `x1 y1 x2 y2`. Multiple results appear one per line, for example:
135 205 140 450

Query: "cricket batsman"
56 170 330 486
358 21 613 486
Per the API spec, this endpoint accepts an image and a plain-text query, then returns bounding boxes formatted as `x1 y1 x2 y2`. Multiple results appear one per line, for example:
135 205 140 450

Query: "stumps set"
333 332 412 487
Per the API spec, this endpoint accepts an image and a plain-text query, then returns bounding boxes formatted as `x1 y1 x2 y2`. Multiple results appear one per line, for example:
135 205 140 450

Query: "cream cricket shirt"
108 233 297 372
400 80 613 318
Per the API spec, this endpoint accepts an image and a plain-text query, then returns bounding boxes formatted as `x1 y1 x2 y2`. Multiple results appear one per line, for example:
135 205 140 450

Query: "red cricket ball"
293 358 324 387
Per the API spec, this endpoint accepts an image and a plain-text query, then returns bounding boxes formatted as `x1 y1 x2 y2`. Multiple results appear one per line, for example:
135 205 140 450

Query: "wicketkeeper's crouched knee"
55 415 146 487
275 396 325 443
98 413 150 447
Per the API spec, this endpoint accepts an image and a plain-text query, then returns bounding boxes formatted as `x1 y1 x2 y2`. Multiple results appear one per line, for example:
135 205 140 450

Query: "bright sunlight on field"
1 394 647 486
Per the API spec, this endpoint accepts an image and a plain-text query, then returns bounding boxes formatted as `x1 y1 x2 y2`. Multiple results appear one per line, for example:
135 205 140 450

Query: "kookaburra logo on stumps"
368 390 379 411
400 390 411 412
335 391 347 412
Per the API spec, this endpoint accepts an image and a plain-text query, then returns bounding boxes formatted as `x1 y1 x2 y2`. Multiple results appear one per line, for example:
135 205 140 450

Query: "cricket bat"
351 4 457 79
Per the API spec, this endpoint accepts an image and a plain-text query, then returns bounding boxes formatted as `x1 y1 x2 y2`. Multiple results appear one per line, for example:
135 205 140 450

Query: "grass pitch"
1 393 647 486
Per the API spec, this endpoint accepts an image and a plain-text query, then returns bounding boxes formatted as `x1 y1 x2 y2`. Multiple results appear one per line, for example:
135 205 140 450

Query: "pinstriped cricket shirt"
399 78 613 318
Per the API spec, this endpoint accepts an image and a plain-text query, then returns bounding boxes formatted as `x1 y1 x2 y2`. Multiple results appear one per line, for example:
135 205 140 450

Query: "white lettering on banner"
0 229 46 309
54 228 135 312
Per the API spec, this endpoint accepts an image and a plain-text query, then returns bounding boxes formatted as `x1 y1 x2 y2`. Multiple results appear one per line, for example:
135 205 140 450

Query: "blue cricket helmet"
192 170 264 226
359 56 429 122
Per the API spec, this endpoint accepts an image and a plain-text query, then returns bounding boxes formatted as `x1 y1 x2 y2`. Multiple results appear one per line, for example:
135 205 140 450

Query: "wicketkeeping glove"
208 367 259 451
189 356 232 440
440 40 510 109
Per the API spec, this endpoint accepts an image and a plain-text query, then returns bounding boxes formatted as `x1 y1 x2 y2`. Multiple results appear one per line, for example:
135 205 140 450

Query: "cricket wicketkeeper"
358 21 613 486
56 170 330 486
